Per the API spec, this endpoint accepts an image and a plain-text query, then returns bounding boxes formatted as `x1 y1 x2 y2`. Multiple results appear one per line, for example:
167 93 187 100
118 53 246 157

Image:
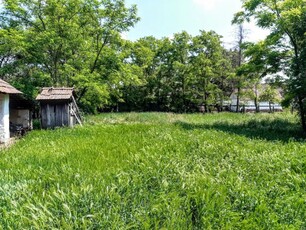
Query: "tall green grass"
0 112 305 229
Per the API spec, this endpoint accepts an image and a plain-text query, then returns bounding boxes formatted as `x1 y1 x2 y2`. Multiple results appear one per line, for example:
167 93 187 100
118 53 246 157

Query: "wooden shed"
0 79 33 143
36 87 82 129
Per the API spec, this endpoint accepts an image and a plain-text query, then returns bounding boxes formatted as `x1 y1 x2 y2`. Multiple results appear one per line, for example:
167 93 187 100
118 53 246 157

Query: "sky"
124 0 270 47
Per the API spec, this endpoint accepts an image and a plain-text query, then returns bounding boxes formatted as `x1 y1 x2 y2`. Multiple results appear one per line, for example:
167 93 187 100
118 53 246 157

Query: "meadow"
0 112 306 229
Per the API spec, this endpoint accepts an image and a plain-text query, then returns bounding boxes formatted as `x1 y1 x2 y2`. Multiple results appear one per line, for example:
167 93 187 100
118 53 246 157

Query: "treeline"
0 0 139 113
0 0 243 113
116 32 240 113
0 0 271 114
1 0 306 131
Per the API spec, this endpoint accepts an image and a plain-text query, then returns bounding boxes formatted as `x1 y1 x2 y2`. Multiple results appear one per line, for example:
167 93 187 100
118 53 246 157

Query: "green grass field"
1 112 306 229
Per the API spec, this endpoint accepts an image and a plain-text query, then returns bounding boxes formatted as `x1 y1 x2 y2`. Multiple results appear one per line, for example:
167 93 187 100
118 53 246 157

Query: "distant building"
228 85 283 112
36 87 82 129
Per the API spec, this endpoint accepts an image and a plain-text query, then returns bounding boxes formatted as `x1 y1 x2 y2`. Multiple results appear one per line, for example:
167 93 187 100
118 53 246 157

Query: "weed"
0 112 305 228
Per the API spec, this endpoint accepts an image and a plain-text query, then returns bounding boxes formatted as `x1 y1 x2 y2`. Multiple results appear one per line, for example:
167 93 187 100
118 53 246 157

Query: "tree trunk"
182 77 186 113
254 97 259 113
269 102 272 113
298 96 306 132
235 25 244 113
254 83 259 113
236 87 240 112
77 87 88 103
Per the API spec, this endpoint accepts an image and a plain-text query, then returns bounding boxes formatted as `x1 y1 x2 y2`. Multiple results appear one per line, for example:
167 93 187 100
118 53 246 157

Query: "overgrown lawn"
1 112 306 229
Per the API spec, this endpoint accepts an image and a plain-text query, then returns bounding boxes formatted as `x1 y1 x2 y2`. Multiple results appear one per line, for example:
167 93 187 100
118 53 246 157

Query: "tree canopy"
233 0 306 131
1 0 306 131
0 0 139 112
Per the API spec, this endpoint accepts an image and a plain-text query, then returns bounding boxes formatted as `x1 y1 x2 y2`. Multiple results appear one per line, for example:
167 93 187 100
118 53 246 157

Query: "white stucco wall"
10 109 31 128
0 94 10 143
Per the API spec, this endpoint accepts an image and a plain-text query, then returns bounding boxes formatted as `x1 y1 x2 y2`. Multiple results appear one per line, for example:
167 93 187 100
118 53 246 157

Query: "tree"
189 31 227 112
169 32 192 112
0 0 139 113
235 24 245 113
259 85 281 112
125 36 161 111
155 37 175 111
237 40 286 112
233 0 306 131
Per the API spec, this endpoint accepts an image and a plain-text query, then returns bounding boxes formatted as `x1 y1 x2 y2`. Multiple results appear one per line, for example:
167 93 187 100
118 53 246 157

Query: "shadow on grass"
175 118 305 142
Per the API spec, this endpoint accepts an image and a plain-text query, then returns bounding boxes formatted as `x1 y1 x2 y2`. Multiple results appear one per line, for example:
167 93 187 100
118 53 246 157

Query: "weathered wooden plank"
63 104 69 126
46 104 50 127
41 104 48 129
55 104 62 127
49 104 55 128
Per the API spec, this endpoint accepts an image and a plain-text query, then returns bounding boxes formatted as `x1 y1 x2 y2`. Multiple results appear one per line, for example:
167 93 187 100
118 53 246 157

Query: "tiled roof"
0 79 22 94
36 87 74 100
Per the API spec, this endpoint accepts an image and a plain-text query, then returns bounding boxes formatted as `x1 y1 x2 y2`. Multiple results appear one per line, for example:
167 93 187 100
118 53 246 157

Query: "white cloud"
221 21 270 49
245 21 270 42
120 32 128 40
192 0 221 10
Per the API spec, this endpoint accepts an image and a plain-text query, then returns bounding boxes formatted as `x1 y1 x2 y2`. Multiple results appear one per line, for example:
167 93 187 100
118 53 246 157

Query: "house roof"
0 79 22 94
36 87 74 101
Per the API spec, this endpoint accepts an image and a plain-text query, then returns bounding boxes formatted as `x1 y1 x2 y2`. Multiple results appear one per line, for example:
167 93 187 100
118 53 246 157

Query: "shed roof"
0 79 22 94
36 87 74 101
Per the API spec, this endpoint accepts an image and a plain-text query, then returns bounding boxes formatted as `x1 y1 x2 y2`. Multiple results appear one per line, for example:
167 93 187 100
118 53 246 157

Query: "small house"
0 79 33 143
36 87 82 129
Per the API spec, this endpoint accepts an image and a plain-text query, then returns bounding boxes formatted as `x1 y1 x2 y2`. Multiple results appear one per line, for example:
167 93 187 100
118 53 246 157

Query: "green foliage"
0 0 139 112
0 112 305 228
259 85 281 103
2 0 299 116
234 0 306 130
120 31 234 112
32 119 41 130
0 1 238 114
